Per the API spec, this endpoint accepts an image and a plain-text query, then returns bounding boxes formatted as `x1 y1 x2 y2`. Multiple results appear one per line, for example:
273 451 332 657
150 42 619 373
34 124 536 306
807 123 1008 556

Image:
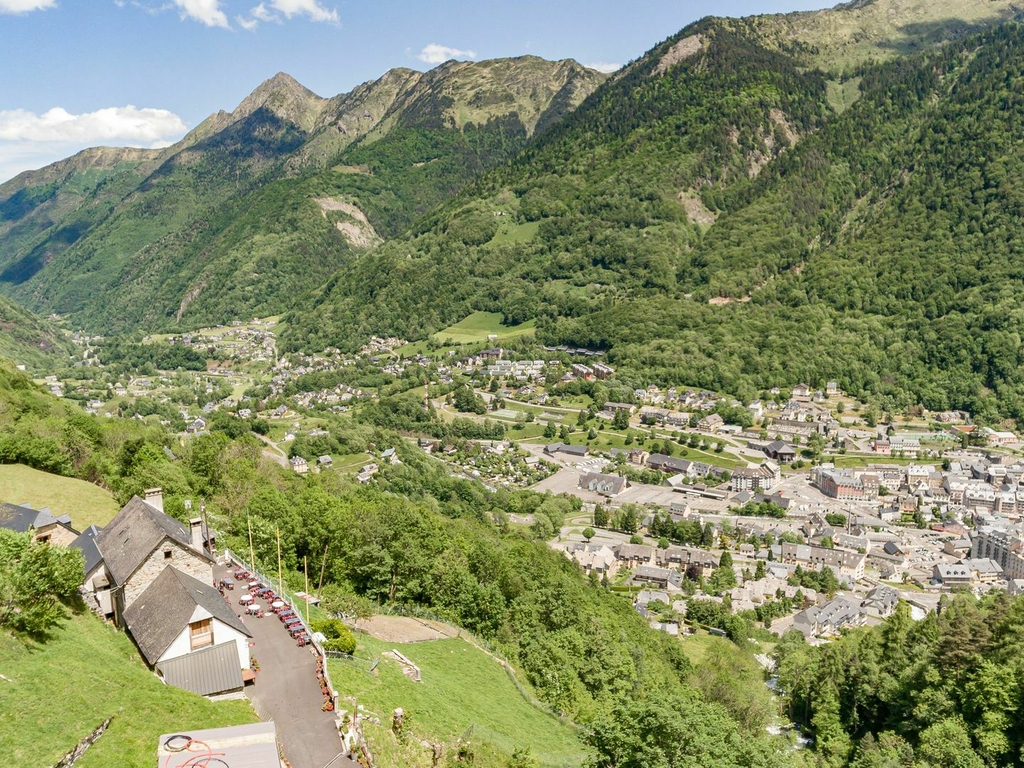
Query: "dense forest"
775 594 1024 767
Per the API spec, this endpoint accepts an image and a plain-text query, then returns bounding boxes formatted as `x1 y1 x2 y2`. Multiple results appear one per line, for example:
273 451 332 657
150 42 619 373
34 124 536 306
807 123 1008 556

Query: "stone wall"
123 538 212 609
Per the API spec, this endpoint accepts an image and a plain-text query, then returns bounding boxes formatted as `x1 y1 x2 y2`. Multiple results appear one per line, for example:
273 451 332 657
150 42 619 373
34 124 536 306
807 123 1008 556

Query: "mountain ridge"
0 56 606 333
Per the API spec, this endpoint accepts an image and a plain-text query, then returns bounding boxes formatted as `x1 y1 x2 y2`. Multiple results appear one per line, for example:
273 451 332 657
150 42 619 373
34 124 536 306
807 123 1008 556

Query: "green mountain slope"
0 293 70 369
283 2 1024 420
0 59 604 332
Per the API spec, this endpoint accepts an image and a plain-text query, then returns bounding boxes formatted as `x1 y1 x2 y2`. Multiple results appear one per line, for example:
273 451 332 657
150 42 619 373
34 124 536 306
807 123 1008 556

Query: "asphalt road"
216 565 354 768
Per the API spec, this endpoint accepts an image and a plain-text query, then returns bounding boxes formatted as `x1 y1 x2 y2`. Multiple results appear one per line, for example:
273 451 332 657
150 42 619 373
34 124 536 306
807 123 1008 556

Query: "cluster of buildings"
2 490 253 700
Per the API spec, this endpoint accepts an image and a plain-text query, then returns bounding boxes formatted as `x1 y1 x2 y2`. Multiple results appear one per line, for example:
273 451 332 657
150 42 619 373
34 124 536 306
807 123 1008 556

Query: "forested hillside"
285 13 1024 421
0 58 603 332
0 294 71 370
775 593 1024 767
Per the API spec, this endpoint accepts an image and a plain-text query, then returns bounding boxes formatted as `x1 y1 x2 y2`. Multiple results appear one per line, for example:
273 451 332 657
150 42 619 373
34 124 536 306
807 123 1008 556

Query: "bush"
311 617 357 654
323 634 357 655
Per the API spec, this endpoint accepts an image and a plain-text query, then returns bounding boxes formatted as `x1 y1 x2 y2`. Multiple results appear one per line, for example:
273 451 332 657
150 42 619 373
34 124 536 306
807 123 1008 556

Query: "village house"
615 543 654 568
697 413 725 432
564 543 617 575
578 472 629 498
289 455 308 475
779 541 867 581
861 584 900 618
76 489 252 697
655 546 718 577
0 502 78 546
793 596 865 638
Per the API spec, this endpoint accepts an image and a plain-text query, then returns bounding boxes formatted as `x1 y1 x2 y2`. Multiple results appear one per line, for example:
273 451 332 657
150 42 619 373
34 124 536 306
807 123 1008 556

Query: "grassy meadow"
432 312 536 345
0 612 256 767
329 633 587 767
0 464 119 530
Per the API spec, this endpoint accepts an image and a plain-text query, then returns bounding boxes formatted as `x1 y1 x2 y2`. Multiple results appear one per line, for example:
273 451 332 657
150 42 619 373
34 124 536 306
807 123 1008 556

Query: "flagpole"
276 529 283 596
304 555 310 625
317 544 329 596
247 510 256 570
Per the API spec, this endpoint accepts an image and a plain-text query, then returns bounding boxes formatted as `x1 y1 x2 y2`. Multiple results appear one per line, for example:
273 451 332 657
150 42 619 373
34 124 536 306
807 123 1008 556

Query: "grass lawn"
489 219 540 245
432 312 536 345
0 464 119 530
678 631 739 665
329 634 586 767
0 612 257 767
831 454 923 468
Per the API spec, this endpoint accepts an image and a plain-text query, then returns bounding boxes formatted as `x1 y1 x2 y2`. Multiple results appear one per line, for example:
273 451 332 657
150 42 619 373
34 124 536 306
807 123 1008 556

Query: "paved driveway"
216 565 355 768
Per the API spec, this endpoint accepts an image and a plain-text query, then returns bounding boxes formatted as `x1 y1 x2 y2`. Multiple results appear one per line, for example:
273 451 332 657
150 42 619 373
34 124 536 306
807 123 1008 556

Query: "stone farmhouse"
73 489 251 698
0 502 78 546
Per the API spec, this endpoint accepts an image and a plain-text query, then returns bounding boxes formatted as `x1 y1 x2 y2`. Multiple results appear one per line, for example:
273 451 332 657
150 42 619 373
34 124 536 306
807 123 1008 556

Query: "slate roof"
579 471 627 496
0 502 73 533
157 642 243 697
93 496 209 587
122 566 250 665
544 442 588 456
70 525 104 574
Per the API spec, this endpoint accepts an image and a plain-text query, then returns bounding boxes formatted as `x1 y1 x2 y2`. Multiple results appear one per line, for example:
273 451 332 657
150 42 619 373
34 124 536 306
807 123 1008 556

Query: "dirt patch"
677 192 717 225
655 34 704 75
708 296 751 305
314 197 382 248
355 615 459 644
315 197 370 223
769 108 800 147
335 220 382 248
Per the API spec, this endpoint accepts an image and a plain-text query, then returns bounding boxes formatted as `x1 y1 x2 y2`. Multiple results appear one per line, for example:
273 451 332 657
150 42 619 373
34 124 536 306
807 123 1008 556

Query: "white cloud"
0 0 54 12
250 2 276 22
174 0 229 28
269 0 337 23
584 62 621 74
0 105 187 143
240 0 339 29
0 105 188 183
418 43 477 65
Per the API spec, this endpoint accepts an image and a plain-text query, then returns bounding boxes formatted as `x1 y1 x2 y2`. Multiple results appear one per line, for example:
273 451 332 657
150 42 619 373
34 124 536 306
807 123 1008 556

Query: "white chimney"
189 518 204 553
144 487 164 514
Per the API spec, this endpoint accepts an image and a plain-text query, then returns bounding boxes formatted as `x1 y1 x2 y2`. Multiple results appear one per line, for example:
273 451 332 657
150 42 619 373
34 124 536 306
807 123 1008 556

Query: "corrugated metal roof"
157 642 243 697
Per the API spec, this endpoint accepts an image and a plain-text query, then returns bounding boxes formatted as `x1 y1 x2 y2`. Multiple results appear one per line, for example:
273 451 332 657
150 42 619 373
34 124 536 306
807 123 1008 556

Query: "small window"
163 549 172 560
189 618 213 650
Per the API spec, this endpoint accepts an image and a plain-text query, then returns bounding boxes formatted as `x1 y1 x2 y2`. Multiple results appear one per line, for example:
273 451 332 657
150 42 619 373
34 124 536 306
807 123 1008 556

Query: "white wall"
159 606 251 670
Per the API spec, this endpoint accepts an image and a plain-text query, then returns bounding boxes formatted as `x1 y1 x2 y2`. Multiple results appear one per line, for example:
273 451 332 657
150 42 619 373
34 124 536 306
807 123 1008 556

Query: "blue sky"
0 0 834 182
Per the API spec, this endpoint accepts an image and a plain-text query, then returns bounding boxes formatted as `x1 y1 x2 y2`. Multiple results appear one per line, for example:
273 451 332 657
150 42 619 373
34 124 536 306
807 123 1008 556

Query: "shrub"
311 617 357 654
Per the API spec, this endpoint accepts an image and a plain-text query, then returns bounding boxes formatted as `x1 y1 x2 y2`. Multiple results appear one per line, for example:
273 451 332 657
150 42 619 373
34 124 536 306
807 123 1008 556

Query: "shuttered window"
189 618 213 650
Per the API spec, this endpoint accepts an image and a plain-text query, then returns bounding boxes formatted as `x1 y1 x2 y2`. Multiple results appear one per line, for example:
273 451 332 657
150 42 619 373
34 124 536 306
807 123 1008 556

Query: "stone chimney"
189 518 204 553
144 487 164 514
